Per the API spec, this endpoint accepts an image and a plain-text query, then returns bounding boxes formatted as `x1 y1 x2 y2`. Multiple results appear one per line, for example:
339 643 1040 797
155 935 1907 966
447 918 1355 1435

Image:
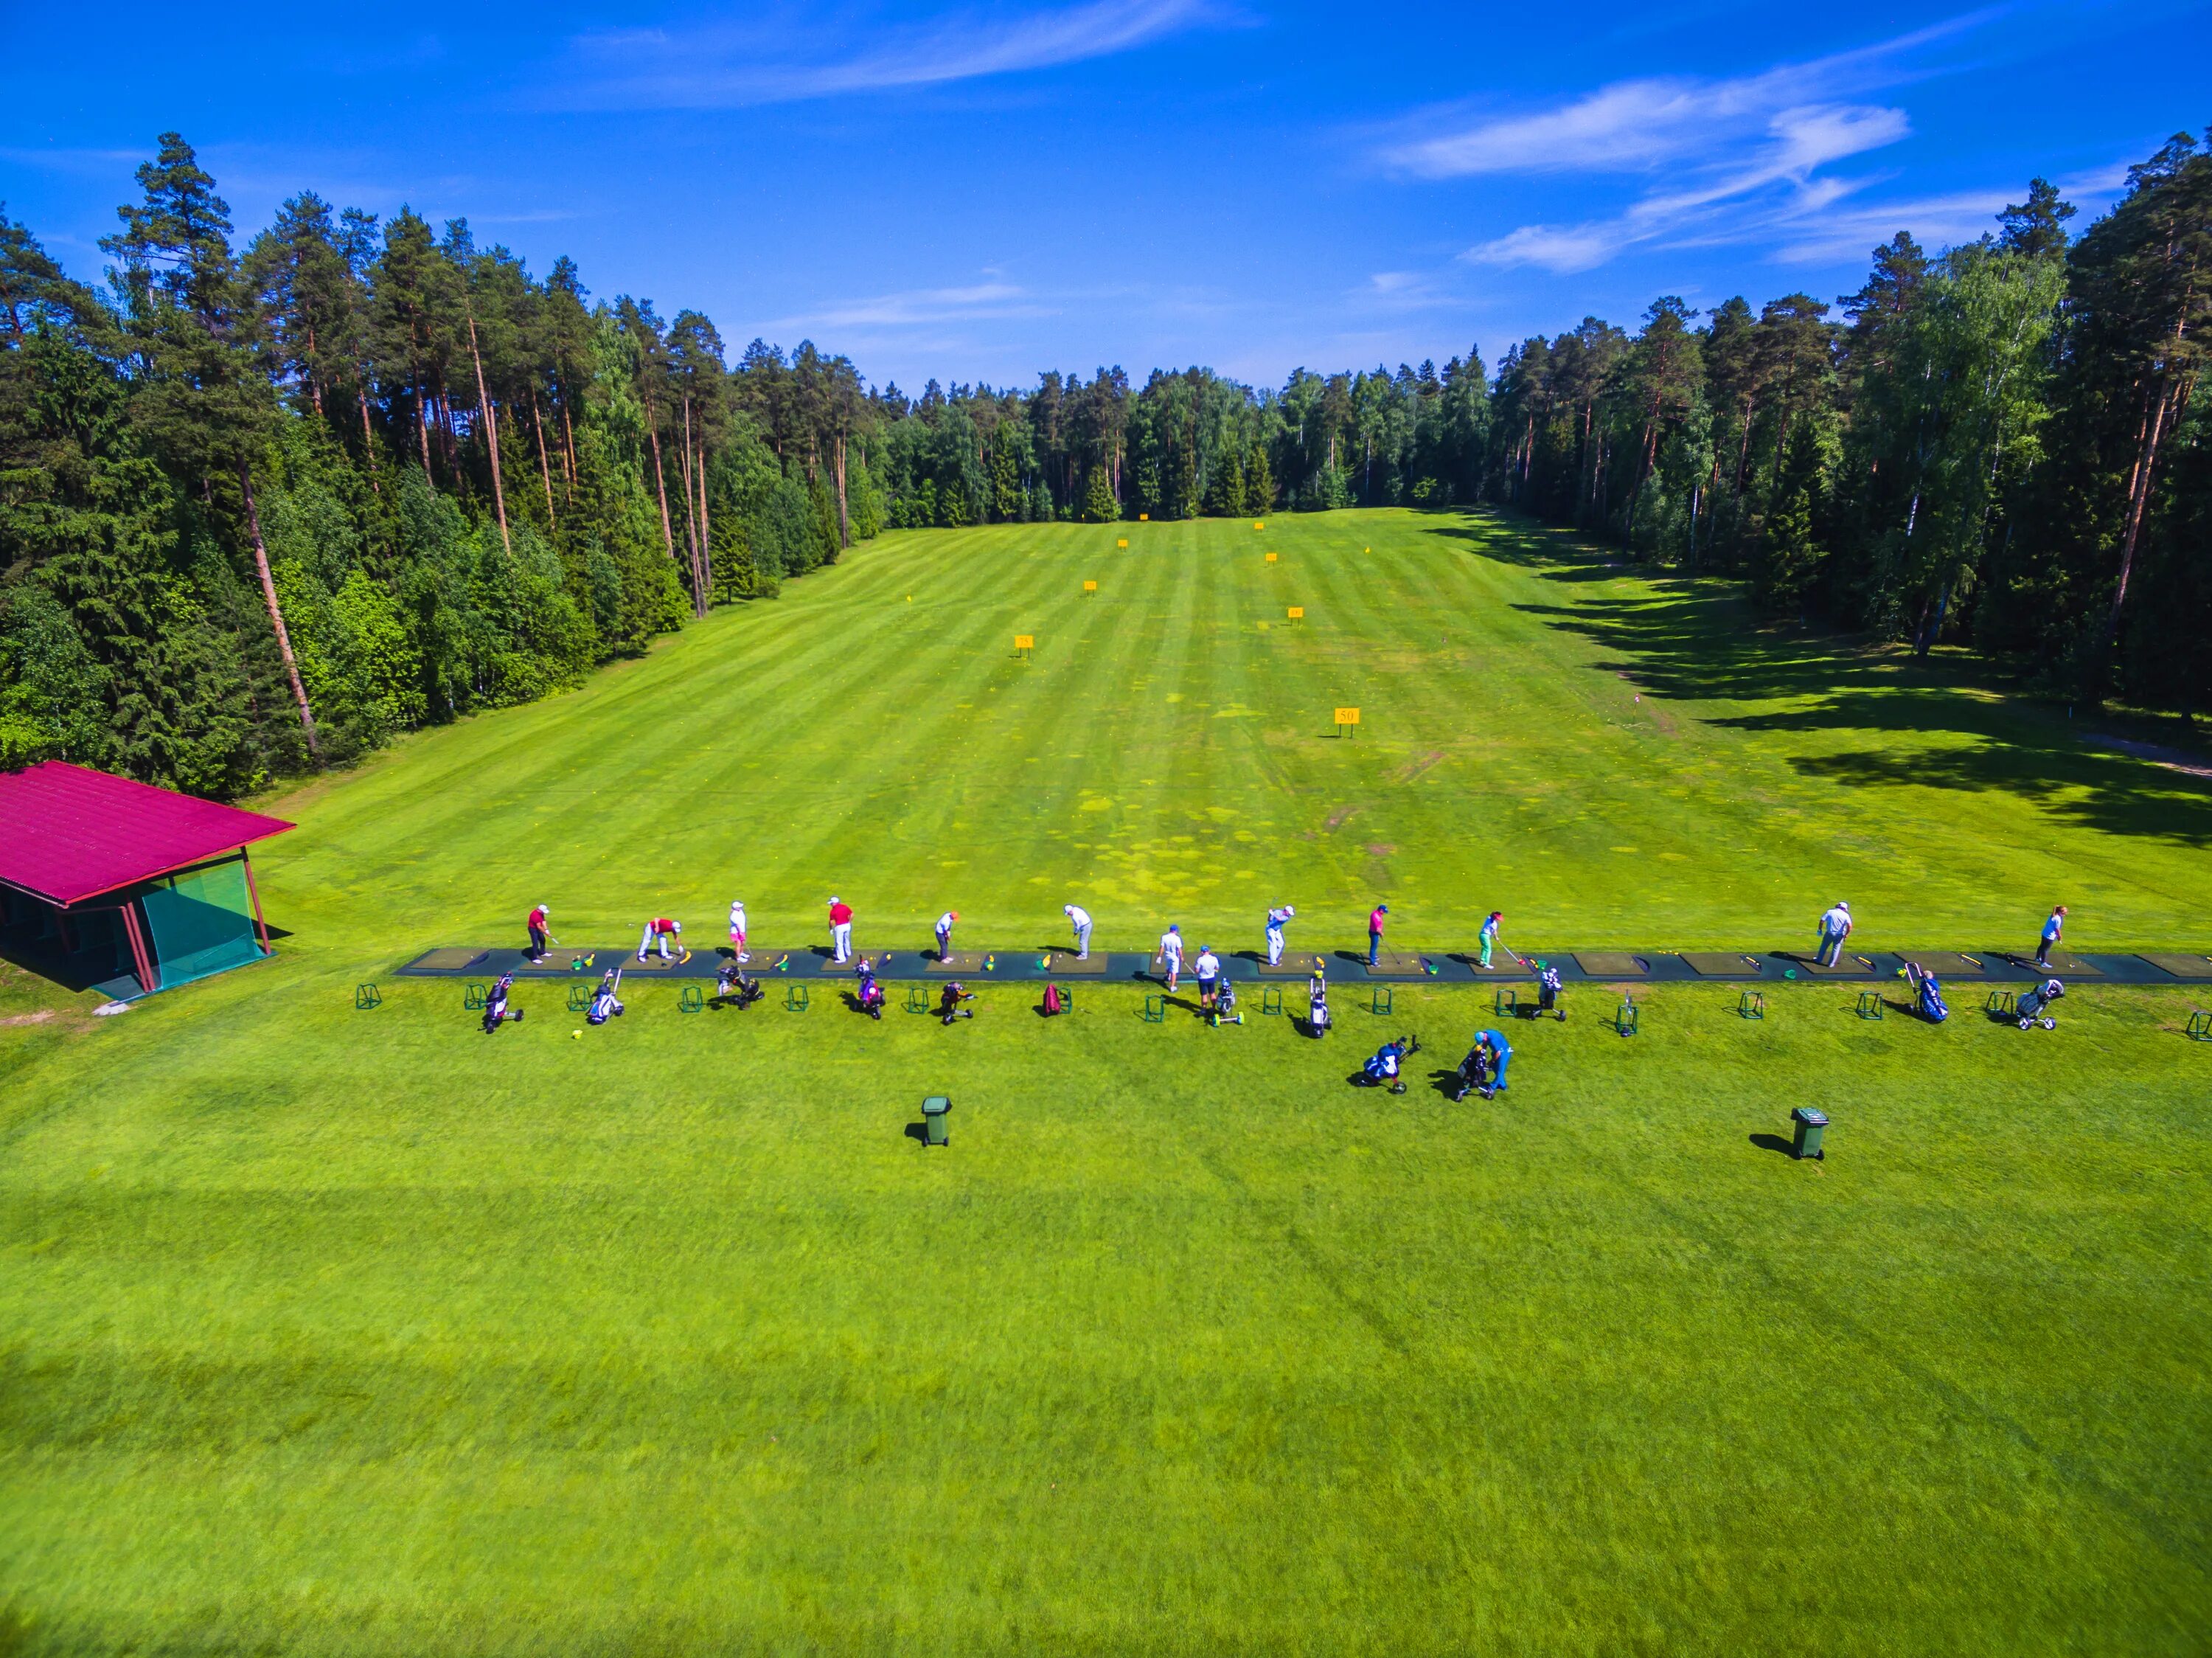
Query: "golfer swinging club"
1265 904 1295 966
526 901 552 962
1065 903 1093 960
1478 910 1512 970
936 909 959 962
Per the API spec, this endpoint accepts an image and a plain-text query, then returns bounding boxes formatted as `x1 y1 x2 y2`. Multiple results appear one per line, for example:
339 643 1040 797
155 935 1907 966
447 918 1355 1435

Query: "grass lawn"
3 509 2209 1654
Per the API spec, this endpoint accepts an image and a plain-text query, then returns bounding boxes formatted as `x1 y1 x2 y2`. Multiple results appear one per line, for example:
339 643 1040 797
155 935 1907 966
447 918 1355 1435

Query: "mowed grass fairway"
4 510 2211 1654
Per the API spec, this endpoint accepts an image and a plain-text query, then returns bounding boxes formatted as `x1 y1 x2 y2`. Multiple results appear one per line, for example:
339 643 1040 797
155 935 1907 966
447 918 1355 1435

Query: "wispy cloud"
562 0 1216 111
1377 14 2017 272
761 278 1049 333
1768 163 2132 264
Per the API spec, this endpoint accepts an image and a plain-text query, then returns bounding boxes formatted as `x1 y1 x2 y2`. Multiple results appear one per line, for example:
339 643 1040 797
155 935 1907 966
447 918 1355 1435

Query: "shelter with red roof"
0 761 293 999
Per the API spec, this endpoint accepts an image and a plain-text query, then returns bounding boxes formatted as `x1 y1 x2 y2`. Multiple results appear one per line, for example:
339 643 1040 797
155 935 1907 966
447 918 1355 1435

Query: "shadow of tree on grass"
1416 513 2212 848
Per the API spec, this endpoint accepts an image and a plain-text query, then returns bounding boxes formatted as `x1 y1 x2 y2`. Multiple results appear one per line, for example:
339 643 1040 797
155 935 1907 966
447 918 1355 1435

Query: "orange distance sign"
1116 538 1129 548
1083 580 1098 593
1287 606 1304 620
1253 521 1265 530
1265 551 1278 563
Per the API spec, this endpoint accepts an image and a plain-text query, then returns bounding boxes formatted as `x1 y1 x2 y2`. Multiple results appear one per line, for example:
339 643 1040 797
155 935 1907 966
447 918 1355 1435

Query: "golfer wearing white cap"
1265 904 1295 965
1064 903 1093 960
1815 900 1853 967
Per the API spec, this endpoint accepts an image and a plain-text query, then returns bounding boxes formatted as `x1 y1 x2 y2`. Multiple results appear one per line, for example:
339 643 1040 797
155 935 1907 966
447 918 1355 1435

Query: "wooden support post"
240 850 272 954
119 899 159 995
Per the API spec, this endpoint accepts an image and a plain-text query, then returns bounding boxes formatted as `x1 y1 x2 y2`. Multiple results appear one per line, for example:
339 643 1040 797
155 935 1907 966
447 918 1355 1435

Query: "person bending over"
638 917 684 963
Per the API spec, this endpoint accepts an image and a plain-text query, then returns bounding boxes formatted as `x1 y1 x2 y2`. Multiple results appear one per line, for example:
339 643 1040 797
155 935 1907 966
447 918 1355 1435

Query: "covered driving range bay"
0 760 292 999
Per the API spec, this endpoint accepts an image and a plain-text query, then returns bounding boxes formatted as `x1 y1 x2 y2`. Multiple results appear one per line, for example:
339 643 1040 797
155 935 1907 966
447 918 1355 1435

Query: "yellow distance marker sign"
1015 634 1034 659
1287 606 1304 620
1083 580 1097 593
1265 551 1278 563
1253 521 1265 530
1334 706 1360 738
1117 538 1129 548
1138 513 1150 521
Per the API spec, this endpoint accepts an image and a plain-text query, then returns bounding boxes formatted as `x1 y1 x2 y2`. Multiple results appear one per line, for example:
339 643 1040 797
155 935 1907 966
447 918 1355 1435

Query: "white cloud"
1382 14 2035 272
564 0 1215 111
762 279 1048 333
1769 164 2132 264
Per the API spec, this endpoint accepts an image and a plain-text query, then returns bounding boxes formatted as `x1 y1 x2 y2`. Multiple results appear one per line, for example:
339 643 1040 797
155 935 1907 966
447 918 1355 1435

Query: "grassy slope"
262 508 2211 964
2 510 2209 1654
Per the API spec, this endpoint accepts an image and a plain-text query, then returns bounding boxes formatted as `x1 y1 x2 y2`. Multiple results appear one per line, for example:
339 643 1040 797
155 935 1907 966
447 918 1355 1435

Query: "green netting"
142 859 262 990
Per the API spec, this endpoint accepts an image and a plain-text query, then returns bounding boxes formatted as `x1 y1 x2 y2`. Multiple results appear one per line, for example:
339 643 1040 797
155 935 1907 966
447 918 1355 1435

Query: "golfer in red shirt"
828 897 855 962
638 917 684 962
526 903 550 961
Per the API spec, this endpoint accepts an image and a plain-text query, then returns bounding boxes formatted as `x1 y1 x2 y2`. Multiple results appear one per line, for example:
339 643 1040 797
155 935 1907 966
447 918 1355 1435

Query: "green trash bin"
922 1095 952 1147
1791 1106 1827 1161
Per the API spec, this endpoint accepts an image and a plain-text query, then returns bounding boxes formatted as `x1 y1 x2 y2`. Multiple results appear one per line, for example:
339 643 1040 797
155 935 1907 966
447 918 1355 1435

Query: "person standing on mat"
1815 900 1852 967
638 916 683 962
828 896 854 963
1265 904 1295 965
728 898 748 962
526 901 551 962
1065 903 1093 960
1158 923 1184 991
2035 904 2067 967
1367 902 1390 968
1478 911 1508 970
935 909 959 962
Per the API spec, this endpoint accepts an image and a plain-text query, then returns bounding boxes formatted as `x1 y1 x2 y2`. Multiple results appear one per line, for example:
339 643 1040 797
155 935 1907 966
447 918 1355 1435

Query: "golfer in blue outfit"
1477 1029 1512 1097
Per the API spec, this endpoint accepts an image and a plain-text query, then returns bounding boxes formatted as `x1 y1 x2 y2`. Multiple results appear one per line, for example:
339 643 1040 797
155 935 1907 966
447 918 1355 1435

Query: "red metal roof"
0 761 293 907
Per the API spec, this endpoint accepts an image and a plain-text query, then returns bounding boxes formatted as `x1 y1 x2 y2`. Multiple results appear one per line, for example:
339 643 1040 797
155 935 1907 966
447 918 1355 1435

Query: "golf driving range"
4 509 2208 1654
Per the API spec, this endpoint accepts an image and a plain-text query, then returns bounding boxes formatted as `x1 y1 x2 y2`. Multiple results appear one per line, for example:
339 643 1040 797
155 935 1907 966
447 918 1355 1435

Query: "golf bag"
1307 981 1332 1037
2017 978 2064 1030
1453 1044 1492 1102
857 971 885 1019
481 972 521 1034
1535 965 1563 1019
939 982 975 1024
717 962 763 1008
1358 1036 1416 1092
1916 970 1948 1024
587 967 625 1025
1211 980 1242 1024
1042 982 1065 1017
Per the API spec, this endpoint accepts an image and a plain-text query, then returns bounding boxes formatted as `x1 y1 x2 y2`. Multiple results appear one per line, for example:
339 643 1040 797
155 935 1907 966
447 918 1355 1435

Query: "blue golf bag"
1916 971 1948 1024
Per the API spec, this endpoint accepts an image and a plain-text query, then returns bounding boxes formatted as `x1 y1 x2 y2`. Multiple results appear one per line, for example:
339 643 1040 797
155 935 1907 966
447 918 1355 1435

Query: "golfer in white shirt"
1158 924 1184 989
1064 903 1093 959
1816 901 1852 967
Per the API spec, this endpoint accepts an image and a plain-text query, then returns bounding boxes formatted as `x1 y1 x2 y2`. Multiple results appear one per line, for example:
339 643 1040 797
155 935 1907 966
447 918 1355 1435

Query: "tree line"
1 135 872 794
4 129 2208 800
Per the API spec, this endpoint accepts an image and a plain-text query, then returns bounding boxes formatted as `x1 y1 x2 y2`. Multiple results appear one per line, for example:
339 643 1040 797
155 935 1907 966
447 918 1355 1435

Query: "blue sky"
3 1 2206 391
